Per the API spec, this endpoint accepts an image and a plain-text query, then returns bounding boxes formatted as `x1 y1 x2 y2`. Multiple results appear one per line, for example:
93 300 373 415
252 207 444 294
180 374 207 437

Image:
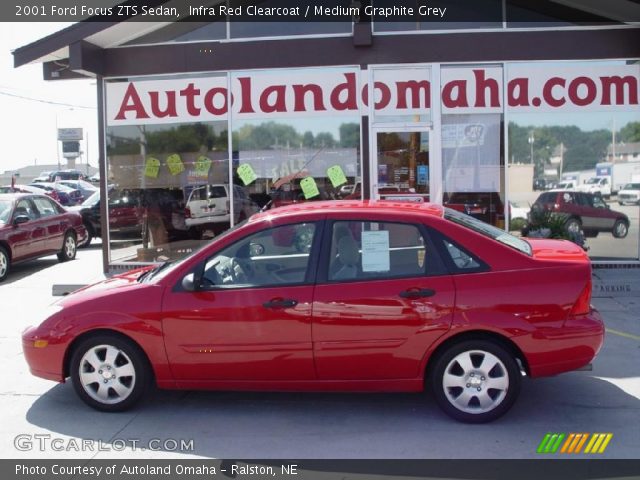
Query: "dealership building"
13 1 640 271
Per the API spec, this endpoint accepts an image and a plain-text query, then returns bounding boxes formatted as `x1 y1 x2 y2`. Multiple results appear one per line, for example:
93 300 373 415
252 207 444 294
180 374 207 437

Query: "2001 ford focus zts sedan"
22 201 604 422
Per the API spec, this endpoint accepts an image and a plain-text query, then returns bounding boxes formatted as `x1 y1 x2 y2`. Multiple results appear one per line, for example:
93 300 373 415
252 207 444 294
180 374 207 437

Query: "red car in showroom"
0 193 87 282
22 201 603 422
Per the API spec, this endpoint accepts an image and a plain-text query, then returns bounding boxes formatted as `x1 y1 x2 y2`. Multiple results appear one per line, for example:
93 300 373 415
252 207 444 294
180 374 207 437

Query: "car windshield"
444 208 532 256
586 178 600 184
622 183 640 190
0 200 12 224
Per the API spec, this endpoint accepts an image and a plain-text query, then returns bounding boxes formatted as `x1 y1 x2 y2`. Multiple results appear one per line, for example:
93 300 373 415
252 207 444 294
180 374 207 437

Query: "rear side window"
536 192 556 204
209 186 227 198
327 221 444 282
32 197 60 217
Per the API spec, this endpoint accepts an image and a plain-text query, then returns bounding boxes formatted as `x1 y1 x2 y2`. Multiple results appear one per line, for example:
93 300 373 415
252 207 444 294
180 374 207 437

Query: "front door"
372 130 432 203
162 222 320 382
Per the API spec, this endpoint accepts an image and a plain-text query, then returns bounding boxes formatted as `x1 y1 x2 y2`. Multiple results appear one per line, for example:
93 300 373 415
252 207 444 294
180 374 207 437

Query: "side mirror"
13 215 29 226
182 273 197 292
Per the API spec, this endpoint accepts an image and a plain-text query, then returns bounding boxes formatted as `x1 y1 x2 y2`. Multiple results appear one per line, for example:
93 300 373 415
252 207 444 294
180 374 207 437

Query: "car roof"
249 200 444 223
0 192 32 200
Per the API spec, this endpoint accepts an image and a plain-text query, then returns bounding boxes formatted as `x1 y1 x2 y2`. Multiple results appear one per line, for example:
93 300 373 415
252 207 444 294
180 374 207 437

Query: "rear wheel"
0 246 10 282
564 217 582 235
612 220 629 239
70 334 150 412
57 231 77 262
430 340 521 423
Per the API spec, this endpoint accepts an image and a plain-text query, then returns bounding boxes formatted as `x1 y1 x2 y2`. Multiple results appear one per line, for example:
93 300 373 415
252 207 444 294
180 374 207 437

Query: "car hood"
526 238 589 263
55 266 155 308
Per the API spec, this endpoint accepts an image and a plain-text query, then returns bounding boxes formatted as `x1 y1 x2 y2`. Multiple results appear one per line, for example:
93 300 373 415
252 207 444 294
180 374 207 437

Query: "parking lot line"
605 328 640 341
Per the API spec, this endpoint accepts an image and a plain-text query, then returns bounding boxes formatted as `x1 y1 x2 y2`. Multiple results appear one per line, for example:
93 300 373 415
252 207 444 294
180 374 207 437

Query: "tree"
339 123 360 148
619 122 640 143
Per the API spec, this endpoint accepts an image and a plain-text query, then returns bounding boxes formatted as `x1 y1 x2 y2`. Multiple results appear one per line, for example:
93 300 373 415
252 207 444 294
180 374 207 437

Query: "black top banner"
4 0 640 23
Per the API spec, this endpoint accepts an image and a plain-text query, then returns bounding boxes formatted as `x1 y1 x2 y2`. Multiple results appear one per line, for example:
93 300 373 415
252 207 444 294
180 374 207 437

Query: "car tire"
429 340 521 423
564 217 582 235
612 220 629 239
79 224 93 248
57 231 77 262
70 334 150 412
0 246 10 282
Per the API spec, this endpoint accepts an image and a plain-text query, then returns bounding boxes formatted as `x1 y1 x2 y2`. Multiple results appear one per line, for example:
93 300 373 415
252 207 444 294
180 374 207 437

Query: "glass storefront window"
370 66 431 125
229 68 362 215
506 60 640 261
106 119 229 263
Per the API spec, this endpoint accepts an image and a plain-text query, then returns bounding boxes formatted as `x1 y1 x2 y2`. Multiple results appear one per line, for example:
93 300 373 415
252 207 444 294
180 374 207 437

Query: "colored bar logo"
537 433 613 454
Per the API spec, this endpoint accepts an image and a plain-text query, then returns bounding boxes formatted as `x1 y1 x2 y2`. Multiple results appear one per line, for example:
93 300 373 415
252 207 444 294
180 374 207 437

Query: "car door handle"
399 288 436 298
263 298 298 309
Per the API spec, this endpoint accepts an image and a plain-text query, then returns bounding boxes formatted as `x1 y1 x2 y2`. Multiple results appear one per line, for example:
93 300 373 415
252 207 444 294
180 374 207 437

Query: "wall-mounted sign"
106 64 640 126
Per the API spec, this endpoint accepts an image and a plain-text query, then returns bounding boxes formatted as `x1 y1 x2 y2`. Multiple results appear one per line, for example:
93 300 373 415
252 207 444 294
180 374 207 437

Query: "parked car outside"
184 184 259 237
532 178 546 191
58 180 98 202
46 170 88 182
531 191 629 238
32 171 53 183
443 191 505 227
617 183 640 206
28 182 81 206
508 201 530 222
0 193 86 281
0 184 61 203
22 201 603 423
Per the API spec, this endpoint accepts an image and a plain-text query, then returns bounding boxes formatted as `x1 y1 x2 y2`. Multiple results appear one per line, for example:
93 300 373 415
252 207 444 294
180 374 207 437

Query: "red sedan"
0 193 87 282
22 201 603 422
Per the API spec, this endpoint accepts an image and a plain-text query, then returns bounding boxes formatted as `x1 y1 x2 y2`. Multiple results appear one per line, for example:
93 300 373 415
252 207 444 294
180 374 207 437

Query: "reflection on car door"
161 222 321 383
312 218 456 380
32 196 66 252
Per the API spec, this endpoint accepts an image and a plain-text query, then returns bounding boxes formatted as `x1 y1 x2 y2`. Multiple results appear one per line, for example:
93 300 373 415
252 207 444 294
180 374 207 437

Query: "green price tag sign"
195 155 212 176
166 153 185 176
237 164 257 185
300 176 320 199
144 156 160 178
327 165 347 188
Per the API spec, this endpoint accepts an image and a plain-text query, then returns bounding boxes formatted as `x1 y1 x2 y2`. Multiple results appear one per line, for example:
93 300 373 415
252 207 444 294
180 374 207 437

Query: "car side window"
13 199 39 221
430 231 486 273
201 222 317 289
592 196 607 208
32 197 59 217
328 221 438 282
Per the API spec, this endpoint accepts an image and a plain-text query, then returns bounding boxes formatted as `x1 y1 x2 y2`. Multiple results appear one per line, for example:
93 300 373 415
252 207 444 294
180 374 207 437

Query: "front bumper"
22 325 67 383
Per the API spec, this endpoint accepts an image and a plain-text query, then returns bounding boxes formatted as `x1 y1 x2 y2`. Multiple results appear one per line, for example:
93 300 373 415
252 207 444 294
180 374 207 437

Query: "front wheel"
57 232 77 262
564 217 582 235
612 220 629 239
429 340 521 423
70 334 150 412
0 246 10 282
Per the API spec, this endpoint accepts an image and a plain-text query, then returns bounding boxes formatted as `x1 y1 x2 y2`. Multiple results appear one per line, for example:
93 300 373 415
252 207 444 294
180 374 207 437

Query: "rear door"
312 216 456 380
31 196 66 252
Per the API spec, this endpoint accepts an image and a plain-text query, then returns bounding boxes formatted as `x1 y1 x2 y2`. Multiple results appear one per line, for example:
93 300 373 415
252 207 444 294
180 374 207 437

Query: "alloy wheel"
78 344 136 405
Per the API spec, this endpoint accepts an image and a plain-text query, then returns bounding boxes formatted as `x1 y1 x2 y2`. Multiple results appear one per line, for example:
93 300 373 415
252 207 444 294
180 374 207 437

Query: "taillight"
226 200 230 213
570 279 592 316
185 207 192 218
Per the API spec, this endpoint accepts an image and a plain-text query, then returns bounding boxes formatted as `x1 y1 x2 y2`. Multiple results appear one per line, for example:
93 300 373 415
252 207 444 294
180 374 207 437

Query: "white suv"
185 184 259 235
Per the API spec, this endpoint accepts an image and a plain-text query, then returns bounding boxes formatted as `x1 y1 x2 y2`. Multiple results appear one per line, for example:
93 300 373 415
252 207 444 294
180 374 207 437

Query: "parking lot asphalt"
0 242 638 460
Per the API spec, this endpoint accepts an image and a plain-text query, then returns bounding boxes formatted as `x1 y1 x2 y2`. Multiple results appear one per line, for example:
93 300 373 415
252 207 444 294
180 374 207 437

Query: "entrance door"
372 130 431 203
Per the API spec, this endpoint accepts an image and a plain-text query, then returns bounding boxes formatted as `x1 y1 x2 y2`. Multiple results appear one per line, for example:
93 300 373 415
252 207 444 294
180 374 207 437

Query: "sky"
0 22 98 174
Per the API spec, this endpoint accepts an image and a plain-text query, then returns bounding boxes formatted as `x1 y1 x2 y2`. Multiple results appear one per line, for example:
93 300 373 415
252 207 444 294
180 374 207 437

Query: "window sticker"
361 230 390 272
237 164 257 186
144 156 160 178
166 153 185 176
327 165 348 188
195 155 212 176
300 177 320 199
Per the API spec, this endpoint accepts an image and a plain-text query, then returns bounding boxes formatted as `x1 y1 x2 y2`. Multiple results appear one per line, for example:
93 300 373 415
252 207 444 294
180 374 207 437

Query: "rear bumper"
525 308 605 378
